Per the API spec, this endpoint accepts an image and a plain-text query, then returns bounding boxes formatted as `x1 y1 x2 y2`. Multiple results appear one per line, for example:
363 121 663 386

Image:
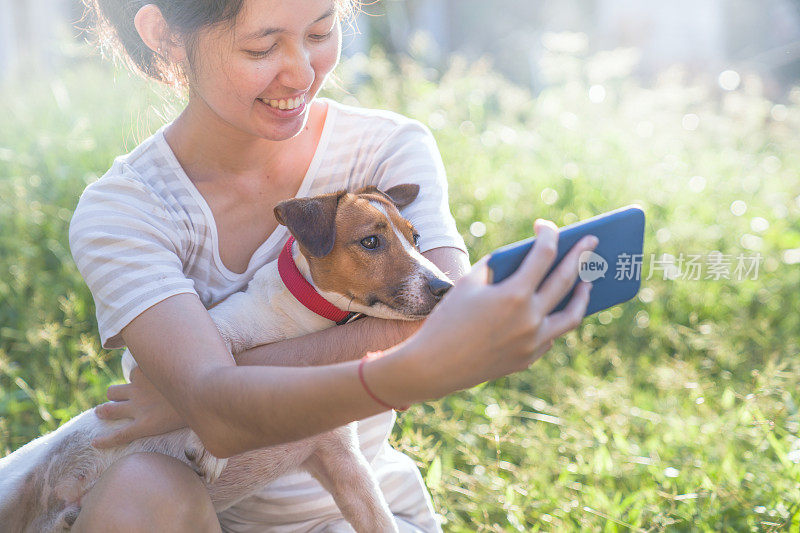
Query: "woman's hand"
92 365 187 448
370 219 598 405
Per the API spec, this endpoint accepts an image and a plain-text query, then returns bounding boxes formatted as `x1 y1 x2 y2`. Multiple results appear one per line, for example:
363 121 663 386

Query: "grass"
1 43 799 531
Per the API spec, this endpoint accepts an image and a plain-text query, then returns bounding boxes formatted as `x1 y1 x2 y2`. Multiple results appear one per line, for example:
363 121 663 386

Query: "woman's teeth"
260 96 304 110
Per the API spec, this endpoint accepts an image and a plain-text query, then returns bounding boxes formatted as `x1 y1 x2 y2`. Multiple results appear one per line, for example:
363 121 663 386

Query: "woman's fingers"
95 400 132 421
106 384 130 402
463 255 492 286
536 235 598 312
528 339 554 365
541 281 592 340
507 219 560 292
91 423 136 449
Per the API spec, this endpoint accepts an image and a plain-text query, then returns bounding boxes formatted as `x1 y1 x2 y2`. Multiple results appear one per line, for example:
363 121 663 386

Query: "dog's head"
274 184 453 320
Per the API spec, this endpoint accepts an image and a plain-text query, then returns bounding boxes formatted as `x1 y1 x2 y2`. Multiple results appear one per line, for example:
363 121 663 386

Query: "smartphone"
487 205 646 317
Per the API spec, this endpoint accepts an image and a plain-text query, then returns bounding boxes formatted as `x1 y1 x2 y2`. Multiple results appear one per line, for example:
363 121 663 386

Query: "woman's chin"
252 106 312 141
250 118 306 142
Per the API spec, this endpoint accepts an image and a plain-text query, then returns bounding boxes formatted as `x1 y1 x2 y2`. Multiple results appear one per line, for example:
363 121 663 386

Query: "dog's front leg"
302 426 398 533
181 430 227 484
209 291 287 355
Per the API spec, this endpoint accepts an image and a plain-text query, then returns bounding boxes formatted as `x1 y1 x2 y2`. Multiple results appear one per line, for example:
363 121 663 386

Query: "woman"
69 0 597 531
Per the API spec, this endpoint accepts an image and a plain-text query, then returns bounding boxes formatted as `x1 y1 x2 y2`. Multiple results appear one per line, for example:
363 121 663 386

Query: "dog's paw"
184 437 227 484
52 504 80 531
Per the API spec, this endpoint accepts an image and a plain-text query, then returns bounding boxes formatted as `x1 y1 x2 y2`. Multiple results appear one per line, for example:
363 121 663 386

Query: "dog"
0 183 454 533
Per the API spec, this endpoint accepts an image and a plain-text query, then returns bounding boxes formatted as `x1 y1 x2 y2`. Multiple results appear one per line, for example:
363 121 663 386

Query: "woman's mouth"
258 95 304 110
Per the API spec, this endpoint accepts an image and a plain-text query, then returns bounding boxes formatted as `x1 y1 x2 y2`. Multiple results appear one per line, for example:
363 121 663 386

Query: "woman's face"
186 0 342 141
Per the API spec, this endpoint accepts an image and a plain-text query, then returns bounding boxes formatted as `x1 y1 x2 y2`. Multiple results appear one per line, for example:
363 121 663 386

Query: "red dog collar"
278 236 357 325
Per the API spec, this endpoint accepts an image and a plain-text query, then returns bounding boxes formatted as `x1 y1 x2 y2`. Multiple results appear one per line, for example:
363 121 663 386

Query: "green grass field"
1 45 799 531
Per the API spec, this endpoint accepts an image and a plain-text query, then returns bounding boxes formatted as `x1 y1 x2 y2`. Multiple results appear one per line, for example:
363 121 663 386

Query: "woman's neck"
164 95 324 186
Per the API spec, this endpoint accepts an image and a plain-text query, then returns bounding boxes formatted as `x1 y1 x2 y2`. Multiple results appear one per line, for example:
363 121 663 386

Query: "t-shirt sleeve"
68 165 198 349
369 120 467 255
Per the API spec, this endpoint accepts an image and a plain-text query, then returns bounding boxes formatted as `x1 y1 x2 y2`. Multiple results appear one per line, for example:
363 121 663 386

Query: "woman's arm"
234 247 470 367
120 222 593 458
120 292 386 458
95 247 469 450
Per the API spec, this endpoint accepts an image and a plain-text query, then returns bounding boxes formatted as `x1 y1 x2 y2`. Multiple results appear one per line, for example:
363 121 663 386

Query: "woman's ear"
133 4 187 62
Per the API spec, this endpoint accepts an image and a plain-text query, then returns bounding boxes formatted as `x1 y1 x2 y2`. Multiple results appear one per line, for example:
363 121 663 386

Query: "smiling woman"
58 0 591 531
68 0 472 531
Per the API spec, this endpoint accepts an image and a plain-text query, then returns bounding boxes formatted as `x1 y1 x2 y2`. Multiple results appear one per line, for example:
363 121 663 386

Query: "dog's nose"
427 277 454 299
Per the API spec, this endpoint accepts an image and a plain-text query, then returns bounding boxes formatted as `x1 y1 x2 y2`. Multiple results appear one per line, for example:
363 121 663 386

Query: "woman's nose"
278 45 315 92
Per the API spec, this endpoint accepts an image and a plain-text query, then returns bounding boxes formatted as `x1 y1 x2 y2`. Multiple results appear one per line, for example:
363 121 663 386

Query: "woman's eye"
246 45 277 58
360 236 380 250
309 30 333 42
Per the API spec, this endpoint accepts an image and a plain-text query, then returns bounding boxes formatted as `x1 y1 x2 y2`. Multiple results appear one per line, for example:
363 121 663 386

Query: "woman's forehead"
235 0 336 39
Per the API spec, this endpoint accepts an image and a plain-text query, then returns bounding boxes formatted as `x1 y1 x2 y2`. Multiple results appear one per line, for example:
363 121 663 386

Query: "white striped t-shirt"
68 98 466 532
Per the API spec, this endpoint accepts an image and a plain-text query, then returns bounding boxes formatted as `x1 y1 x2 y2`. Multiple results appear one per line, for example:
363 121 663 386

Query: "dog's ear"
383 183 420 208
359 184 420 209
274 193 341 257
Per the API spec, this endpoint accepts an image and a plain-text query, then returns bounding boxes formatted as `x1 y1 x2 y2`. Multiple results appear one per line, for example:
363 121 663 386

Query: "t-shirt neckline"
153 98 338 281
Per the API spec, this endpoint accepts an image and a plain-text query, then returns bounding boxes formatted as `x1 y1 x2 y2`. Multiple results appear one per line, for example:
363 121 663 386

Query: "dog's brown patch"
304 191 425 312
274 184 448 316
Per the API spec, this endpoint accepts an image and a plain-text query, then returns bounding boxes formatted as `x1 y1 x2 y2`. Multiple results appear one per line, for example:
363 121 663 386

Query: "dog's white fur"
0 186 452 533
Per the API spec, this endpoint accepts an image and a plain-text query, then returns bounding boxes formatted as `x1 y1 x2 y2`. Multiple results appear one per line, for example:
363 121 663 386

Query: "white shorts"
218 444 442 533
315 515 428 532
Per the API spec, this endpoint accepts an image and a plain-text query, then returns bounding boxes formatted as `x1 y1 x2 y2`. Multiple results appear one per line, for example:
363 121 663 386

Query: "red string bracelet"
358 351 409 412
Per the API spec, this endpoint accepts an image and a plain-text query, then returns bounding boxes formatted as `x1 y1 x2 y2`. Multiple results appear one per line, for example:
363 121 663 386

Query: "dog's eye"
412 233 420 247
361 236 380 250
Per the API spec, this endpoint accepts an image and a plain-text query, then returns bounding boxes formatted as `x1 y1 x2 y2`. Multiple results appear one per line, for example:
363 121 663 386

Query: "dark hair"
80 0 358 91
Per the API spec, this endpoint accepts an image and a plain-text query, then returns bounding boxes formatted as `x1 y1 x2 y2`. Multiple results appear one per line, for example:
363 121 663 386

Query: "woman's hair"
80 0 359 91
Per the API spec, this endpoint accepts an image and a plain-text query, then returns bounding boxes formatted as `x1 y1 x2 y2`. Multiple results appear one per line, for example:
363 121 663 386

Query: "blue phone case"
487 205 646 317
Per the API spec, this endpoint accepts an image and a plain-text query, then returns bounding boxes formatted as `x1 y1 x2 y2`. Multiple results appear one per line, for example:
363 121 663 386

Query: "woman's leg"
72 452 221 533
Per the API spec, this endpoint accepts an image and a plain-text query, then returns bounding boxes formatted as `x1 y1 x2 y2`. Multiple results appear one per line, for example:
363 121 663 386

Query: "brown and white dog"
0 184 454 533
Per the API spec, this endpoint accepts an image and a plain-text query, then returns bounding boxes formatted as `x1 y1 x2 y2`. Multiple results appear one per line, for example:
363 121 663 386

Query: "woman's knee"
72 452 220 533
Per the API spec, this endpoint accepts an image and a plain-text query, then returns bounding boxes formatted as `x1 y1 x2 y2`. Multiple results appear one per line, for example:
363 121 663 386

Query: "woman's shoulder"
73 161 163 222
74 124 186 217
325 98 432 141
70 133 188 246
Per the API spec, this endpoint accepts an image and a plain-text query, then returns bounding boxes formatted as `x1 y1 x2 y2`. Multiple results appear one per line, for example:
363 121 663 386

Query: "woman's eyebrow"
240 7 335 41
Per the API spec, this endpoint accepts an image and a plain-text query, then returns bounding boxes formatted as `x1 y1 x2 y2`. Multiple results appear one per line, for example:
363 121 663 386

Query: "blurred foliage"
2 42 800 531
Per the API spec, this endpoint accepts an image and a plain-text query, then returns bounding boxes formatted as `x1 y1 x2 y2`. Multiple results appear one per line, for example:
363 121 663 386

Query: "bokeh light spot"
688 175 706 193
750 217 769 232
783 248 800 265
740 234 762 250
718 70 741 91
682 114 700 131
470 221 487 238
541 187 559 205
588 84 606 103
731 200 747 216
761 156 781 173
428 111 446 130
563 162 579 179
488 206 504 222
638 288 655 303
771 104 788 121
